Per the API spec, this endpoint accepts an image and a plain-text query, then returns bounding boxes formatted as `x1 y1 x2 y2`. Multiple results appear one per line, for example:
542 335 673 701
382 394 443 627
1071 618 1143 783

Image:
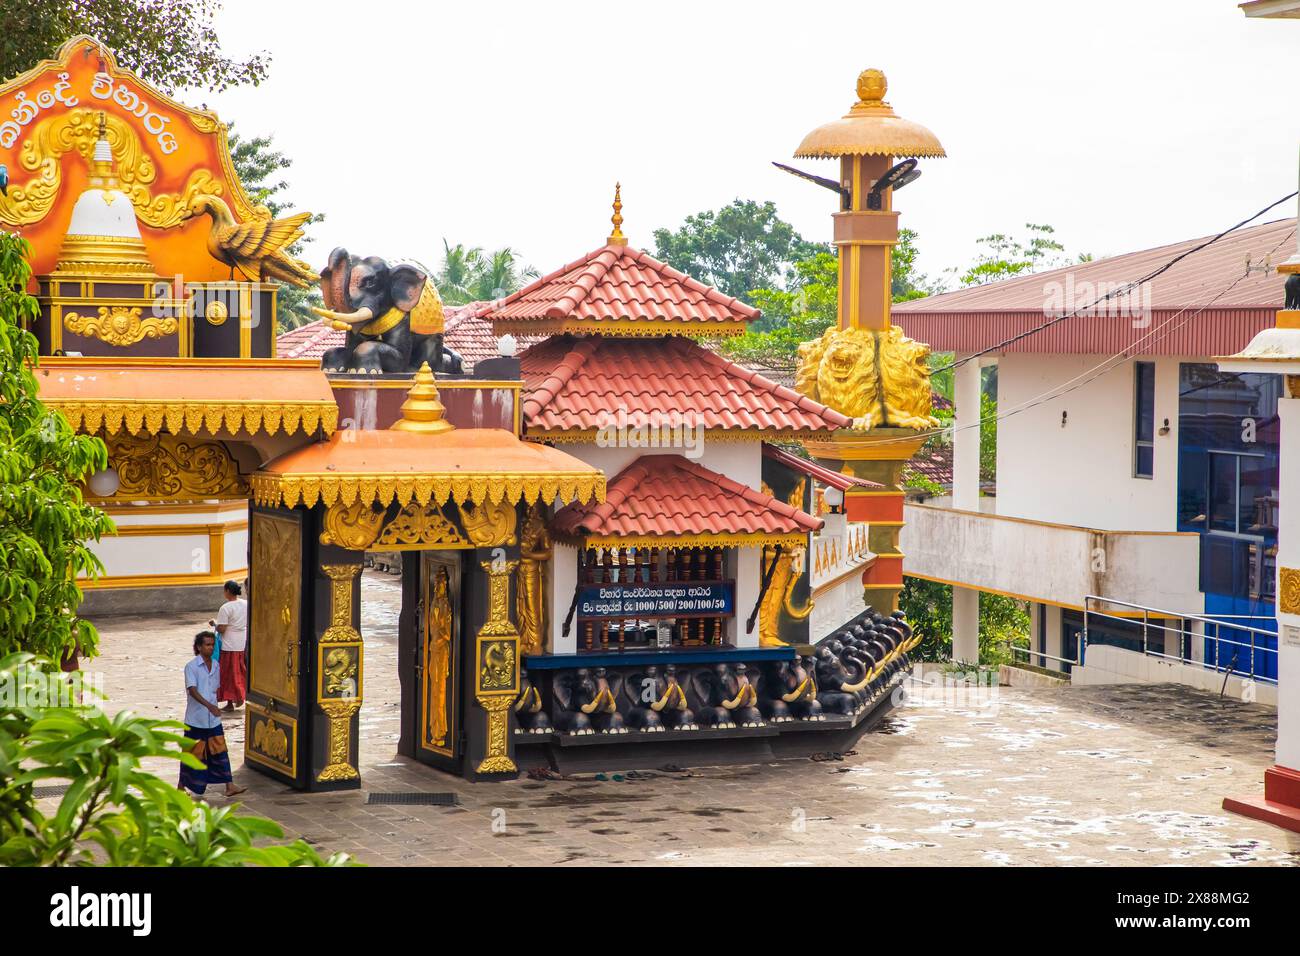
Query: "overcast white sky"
203 0 1298 287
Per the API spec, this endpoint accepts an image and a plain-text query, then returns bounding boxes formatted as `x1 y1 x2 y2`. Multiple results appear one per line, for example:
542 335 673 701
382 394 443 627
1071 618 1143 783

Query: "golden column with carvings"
788 69 944 614
315 563 364 785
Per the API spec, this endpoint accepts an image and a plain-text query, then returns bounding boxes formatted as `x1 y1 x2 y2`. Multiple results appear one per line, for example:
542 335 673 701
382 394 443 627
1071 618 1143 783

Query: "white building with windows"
894 217 1294 693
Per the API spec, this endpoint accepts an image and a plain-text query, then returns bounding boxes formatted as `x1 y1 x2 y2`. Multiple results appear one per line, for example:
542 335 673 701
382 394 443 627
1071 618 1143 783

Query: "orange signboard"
0 36 260 282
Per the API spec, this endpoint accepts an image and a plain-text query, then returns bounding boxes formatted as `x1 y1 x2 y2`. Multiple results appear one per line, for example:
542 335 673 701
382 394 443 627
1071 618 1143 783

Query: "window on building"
1133 361 1155 478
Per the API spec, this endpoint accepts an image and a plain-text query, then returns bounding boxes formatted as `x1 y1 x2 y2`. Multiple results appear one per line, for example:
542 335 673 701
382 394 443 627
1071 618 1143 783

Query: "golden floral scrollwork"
250 514 299 706
457 499 518 547
475 697 516 775
1279 567 1300 615
319 500 385 551
795 324 940 431
97 432 247 500
3 109 224 229
316 698 362 782
245 704 296 777
473 558 520 774
377 501 468 548
320 564 362 643
64 306 178 347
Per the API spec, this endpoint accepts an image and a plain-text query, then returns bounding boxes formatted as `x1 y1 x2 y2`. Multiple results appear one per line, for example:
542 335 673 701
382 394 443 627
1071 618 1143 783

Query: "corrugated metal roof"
892 218 1296 355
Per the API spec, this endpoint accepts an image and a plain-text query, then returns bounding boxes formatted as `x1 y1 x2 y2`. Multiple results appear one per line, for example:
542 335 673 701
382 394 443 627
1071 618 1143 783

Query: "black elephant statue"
514 668 551 734
629 665 697 731
813 645 861 716
553 667 625 735
314 247 464 374
621 666 665 732
1286 272 1300 311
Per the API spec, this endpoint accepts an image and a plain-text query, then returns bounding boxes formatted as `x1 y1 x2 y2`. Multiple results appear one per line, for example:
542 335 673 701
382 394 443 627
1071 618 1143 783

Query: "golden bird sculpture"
184 194 319 287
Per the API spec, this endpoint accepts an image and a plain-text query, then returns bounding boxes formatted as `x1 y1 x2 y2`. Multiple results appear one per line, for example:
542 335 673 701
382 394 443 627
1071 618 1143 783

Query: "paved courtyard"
86 570 1300 866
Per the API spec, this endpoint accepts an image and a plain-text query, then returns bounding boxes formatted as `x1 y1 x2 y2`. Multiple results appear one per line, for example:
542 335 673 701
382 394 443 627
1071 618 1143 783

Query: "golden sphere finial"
856 68 887 104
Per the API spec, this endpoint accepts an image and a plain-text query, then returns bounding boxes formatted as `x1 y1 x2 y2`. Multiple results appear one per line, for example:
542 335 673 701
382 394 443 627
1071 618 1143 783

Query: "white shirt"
216 597 248 652
184 655 222 729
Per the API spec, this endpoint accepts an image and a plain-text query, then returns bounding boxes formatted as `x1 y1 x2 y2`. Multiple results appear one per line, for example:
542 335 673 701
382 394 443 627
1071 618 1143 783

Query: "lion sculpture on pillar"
794 324 939 430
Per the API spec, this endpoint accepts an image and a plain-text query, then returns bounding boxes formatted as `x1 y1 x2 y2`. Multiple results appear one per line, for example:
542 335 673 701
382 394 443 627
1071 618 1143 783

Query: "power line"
932 191 1298 373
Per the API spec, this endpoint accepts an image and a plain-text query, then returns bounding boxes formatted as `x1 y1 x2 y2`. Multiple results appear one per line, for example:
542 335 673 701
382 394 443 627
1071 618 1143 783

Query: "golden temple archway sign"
0 35 262 281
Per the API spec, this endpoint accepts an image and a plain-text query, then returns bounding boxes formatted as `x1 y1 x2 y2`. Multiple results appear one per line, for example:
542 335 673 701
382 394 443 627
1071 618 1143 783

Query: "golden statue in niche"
424 566 453 749
795 324 939 430
517 504 551 655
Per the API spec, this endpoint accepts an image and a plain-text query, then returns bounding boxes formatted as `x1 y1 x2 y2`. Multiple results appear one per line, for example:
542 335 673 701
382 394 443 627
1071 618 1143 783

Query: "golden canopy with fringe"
36 358 338 438
251 427 605 510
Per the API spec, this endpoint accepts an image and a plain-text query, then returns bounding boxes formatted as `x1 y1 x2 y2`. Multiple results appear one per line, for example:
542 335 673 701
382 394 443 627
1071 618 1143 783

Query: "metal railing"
1009 644 1079 669
1083 596 1278 685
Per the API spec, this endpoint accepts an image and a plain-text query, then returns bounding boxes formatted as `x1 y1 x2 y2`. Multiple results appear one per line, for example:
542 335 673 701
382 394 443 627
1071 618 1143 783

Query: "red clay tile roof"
891 217 1297 356
762 443 881 490
518 335 852 435
478 243 760 333
903 442 953 487
275 303 542 370
550 453 823 540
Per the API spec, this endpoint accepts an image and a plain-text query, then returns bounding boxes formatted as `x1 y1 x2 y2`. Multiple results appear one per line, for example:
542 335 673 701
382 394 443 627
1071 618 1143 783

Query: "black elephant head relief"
314 246 464 375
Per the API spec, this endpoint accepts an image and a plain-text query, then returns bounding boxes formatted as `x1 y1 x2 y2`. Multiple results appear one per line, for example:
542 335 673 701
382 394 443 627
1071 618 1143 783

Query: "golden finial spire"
391 362 455 434
607 182 627 246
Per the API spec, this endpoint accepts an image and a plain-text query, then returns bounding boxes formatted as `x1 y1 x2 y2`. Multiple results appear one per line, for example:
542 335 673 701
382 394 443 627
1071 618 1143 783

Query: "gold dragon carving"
64 305 177 347
1 109 222 228
474 559 520 774
319 500 385 550
795 324 939 430
316 564 363 783
457 499 518 547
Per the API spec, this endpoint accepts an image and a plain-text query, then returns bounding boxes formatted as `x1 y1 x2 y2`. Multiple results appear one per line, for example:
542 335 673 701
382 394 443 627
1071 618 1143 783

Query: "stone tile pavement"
82 571 1300 866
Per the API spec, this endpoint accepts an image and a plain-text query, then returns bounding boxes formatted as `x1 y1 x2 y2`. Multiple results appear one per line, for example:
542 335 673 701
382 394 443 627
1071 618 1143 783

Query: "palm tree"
469 247 538 302
435 240 484 305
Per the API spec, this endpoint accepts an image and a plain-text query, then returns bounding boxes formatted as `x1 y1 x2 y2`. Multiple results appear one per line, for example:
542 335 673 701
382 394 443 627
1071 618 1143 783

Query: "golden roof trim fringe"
250 472 606 510
46 399 339 437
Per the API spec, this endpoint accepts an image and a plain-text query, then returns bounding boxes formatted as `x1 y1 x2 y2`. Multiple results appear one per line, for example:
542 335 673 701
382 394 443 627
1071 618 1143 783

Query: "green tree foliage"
951 223 1090 288
722 228 935 372
0 653 355 865
227 130 322 333
0 0 269 92
898 580 1028 665
652 200 828 304
434 243 537 305
0 233 113 663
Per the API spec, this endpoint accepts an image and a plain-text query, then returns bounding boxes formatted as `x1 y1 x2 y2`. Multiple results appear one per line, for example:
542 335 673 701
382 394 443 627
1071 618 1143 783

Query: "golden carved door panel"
416 553 460 766
244 509 306 786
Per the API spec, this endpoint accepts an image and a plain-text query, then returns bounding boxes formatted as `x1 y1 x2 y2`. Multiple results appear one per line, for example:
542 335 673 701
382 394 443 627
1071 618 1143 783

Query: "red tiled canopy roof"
478 243 760 335
519 335 852 436
551 454 822 546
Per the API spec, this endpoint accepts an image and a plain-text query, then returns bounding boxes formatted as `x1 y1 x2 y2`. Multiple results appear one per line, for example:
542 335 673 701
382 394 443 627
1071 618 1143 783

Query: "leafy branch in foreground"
0 653 355 866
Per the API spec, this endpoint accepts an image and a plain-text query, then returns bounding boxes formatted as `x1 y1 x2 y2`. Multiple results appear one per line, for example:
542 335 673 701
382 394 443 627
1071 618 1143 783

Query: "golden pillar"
790 69 944 613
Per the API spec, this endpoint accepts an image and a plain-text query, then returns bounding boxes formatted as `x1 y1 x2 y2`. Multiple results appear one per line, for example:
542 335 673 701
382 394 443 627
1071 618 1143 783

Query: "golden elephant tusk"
311 305 374 330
